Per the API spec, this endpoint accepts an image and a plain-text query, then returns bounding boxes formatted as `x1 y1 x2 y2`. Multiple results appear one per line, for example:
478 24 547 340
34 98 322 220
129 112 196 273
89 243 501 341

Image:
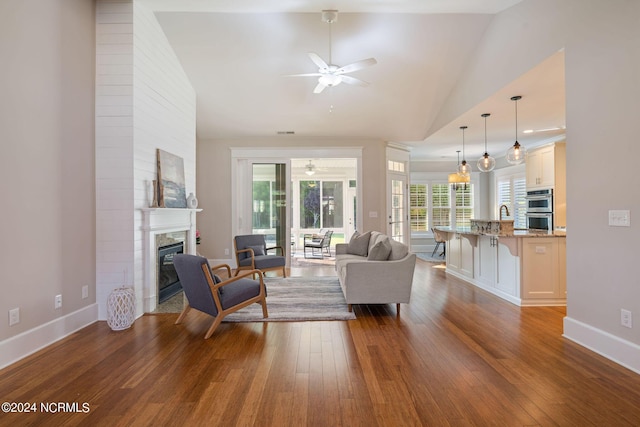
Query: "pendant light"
506 95 526 165
449 150 470 190
457 126 471 176
477 113 496 172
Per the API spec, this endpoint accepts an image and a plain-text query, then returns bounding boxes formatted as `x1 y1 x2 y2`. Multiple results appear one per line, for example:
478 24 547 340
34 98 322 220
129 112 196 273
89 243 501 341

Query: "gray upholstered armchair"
233 234 286 277
173 254 268 339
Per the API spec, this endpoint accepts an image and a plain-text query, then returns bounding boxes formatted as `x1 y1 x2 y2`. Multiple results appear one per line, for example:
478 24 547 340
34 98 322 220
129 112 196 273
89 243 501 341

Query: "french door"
388 173 407 243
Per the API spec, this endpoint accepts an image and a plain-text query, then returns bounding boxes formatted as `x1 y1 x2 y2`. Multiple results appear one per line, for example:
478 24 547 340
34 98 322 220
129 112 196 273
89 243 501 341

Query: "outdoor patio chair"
303 230 333 258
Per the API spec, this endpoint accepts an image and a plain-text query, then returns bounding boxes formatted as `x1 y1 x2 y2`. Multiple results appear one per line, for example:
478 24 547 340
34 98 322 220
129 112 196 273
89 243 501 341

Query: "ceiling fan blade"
308 52 329 70
340 75 369 87
313 82 327 94
336 58 377 74
284 73 323 77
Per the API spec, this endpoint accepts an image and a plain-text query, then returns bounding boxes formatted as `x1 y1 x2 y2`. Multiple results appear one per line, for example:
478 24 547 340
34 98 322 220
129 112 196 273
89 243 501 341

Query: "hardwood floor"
2 259 640 426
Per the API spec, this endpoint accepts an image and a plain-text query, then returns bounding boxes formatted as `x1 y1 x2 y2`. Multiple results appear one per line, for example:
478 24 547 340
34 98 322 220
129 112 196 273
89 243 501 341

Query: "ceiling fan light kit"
305 160 316 176
477 113 496 172
287 10 377 94
506 95 526 165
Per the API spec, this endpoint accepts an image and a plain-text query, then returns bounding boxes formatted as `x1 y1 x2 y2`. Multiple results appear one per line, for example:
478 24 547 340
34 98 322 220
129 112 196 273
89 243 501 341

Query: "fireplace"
141 207 200 313
157 242 184 303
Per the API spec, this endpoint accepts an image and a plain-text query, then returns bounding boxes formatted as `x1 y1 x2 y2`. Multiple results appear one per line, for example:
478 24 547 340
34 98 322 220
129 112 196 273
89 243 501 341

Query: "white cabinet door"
446 234 462 272
476 236 496 286
460 235 474 278
522 238 560 299
496 241 519 297
526 145 555 189
446 233 473 278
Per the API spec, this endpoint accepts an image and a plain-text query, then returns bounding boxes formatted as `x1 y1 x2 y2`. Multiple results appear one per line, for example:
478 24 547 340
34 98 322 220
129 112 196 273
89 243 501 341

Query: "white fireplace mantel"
141 208 201 312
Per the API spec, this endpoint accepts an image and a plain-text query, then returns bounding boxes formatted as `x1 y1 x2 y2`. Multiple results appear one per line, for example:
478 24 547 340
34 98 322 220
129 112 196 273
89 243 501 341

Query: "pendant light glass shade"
457 126 471 176
477 113 495 172
449 150 469 190
506 95 526 165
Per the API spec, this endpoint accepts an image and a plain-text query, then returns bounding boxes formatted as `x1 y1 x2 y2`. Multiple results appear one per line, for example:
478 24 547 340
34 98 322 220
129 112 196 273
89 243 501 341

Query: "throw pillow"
248 245 265 256
367 238 392 261
347 231 371 256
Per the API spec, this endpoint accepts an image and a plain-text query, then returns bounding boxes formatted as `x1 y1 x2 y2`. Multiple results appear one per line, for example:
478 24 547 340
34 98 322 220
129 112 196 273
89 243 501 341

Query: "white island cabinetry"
446 233 474 279
438 227 565 306
521 237 566 304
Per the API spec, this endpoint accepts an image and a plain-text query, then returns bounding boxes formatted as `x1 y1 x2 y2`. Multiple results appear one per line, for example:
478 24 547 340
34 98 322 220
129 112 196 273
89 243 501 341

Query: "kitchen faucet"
499 204 510 220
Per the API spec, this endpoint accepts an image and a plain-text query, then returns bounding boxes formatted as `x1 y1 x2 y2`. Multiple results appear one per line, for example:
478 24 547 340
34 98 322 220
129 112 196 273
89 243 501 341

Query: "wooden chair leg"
396 303 401 315
175 305 191 324
282 266 287 278
260 298 268 318
204 316 223 339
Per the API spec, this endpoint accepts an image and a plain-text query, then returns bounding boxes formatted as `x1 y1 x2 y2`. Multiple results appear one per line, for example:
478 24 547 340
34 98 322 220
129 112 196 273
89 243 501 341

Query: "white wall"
0 0 96 366
562 0 640 371
96 0 196 319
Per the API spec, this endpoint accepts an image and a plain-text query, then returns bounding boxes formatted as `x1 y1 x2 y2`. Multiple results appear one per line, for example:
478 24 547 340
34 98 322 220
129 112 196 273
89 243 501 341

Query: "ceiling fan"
287 10 377 94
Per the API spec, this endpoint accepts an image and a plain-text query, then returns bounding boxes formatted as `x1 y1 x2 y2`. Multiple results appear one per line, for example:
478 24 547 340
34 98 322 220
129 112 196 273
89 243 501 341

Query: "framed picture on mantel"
156 149 187 208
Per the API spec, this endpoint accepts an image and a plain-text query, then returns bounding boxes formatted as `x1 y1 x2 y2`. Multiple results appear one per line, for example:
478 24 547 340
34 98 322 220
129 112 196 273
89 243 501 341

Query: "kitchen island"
434 226 566 306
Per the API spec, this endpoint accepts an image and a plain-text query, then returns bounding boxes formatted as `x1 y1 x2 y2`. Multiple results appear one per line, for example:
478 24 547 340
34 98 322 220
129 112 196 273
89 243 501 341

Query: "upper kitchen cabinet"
526 142 565 189
526 141 566 227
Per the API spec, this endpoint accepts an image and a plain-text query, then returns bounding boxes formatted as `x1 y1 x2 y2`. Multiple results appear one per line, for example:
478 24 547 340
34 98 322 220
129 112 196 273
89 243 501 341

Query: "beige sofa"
334 231 416 313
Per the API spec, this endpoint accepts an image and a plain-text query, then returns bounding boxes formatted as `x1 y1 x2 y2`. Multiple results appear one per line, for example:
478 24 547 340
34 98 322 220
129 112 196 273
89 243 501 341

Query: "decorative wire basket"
107 287 136 331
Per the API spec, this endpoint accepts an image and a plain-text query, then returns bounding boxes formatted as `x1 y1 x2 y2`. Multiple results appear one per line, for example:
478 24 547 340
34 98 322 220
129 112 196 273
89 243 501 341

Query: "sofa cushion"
368 238 392 261
388 239 409 260
368 231 383 254
347 231 371 256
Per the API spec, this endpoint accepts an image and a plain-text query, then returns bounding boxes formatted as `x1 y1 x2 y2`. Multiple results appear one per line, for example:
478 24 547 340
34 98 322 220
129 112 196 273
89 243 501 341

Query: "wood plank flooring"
1 259 640 426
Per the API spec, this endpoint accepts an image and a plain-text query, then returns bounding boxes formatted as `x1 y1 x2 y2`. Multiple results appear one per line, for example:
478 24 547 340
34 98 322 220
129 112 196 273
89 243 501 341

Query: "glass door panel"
252 163 287 252
389 177 406 243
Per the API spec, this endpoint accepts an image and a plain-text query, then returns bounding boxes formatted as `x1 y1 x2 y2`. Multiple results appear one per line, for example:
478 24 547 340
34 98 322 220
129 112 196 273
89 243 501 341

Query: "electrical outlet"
82 285 89 299
55 294 62 309
224 248 229 255
9 308 20 326
621 309 633 328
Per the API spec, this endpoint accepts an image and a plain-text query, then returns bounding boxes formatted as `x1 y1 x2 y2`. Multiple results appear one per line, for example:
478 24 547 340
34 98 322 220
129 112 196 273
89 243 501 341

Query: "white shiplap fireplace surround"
95 1 197 320
141 208 200 313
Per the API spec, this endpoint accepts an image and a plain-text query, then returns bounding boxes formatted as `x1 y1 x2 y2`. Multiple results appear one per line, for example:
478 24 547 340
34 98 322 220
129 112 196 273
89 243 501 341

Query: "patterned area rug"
416 252 446 263
154 276 356 322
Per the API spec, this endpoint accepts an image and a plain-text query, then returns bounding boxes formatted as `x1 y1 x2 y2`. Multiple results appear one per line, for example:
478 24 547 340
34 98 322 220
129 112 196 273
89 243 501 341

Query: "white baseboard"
563 316 640 375
0 303 99 370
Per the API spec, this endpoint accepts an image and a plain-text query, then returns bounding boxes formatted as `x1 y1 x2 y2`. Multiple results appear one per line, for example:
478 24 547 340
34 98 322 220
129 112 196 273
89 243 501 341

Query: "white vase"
187 192 198 209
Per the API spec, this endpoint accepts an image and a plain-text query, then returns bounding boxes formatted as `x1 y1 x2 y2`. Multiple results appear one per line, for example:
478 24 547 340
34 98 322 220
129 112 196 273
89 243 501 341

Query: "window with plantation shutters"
455 184 473 228
410 184 427 232
409 180 476 237
497 171 526 229
431 183 450 227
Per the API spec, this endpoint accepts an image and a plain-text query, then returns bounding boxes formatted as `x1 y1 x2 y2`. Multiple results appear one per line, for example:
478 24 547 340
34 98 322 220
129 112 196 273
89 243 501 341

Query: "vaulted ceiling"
145 0 565 161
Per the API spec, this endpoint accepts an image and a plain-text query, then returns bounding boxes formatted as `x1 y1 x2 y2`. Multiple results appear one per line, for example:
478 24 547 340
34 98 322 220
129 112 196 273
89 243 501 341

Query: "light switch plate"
609 210 630 227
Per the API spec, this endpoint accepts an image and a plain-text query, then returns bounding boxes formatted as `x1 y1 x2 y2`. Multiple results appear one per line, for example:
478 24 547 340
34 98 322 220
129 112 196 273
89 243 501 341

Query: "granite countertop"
434 226 566 238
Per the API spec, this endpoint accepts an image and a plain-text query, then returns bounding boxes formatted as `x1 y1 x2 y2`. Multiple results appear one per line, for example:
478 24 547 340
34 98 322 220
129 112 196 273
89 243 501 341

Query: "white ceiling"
147 0 565 162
